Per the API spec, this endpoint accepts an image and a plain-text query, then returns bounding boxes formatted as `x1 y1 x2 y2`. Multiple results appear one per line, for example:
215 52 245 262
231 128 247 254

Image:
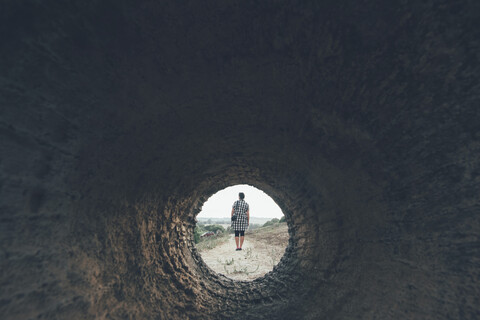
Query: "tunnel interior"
1 1 479 319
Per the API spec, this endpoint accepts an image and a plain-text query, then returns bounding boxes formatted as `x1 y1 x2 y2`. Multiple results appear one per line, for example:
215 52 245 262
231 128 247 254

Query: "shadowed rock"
1 1 479 319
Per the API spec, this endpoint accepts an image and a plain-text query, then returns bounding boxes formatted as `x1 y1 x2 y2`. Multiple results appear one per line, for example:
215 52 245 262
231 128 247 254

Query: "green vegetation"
194 223 230 251
194 226 203 244
194 224 226 243
204 224 225 233
197 218 231 225
263 217 280 227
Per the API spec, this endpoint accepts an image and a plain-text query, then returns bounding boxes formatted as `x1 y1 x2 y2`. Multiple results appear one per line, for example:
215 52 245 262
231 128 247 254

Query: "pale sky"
197 184 284 219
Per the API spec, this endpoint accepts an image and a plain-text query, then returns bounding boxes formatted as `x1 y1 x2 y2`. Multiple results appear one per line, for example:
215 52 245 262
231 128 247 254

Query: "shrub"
263 218 280 227
204 224 225 233
194 225 206 243
279 216 286 223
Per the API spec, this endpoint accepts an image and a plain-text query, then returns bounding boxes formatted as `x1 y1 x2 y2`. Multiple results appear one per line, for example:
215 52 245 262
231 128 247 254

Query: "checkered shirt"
231 199 249 231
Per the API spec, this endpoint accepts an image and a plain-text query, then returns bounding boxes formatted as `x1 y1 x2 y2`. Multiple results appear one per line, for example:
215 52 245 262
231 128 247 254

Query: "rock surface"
1 1 479 319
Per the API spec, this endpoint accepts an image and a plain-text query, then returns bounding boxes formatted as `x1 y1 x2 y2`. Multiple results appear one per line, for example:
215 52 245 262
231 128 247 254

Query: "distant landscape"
197 216 280 225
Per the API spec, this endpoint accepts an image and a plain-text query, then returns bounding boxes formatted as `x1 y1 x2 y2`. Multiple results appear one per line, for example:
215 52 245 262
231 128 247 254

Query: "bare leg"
240 236 245 248
235 236 239 248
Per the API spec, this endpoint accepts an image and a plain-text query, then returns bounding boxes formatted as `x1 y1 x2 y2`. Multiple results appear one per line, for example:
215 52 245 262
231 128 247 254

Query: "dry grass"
196 233 230 252
248 223 289 246
197 222 289 280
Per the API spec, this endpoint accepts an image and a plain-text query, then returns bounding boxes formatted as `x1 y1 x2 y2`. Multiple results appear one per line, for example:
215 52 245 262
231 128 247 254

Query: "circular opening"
195 184 289 281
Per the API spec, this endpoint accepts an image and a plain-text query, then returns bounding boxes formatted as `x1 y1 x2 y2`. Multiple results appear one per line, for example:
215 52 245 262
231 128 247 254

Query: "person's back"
231 192 249 250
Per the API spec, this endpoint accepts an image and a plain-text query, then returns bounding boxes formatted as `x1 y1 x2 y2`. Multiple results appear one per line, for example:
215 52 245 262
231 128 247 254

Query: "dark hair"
239 192 245 199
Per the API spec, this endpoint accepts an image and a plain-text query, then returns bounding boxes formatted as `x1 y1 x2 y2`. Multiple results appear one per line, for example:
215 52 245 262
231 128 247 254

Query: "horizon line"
197 216 283 219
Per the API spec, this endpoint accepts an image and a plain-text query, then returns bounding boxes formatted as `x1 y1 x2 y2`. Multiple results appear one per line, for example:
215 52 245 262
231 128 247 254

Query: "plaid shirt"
231 199 249 231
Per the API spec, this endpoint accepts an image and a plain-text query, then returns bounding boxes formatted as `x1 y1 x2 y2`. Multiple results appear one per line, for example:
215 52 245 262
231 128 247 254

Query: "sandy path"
198 224 288 281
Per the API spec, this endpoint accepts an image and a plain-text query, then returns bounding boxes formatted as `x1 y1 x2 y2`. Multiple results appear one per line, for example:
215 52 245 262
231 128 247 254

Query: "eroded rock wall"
1 1 479 319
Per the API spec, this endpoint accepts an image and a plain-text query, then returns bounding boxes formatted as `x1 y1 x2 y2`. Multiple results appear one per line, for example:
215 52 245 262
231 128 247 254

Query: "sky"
197 184 284 219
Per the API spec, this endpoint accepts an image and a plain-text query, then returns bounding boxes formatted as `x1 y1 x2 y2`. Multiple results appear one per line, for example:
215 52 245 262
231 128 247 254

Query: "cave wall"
1 1 479 319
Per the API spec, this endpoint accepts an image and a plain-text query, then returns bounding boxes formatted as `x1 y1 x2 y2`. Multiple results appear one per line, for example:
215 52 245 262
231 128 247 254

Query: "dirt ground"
198 223 289 281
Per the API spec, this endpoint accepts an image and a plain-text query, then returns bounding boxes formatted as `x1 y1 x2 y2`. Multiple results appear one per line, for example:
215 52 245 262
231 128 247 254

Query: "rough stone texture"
1 1 479 319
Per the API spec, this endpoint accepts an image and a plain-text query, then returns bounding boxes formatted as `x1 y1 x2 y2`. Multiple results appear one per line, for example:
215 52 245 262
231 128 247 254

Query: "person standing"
231 192 249 251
